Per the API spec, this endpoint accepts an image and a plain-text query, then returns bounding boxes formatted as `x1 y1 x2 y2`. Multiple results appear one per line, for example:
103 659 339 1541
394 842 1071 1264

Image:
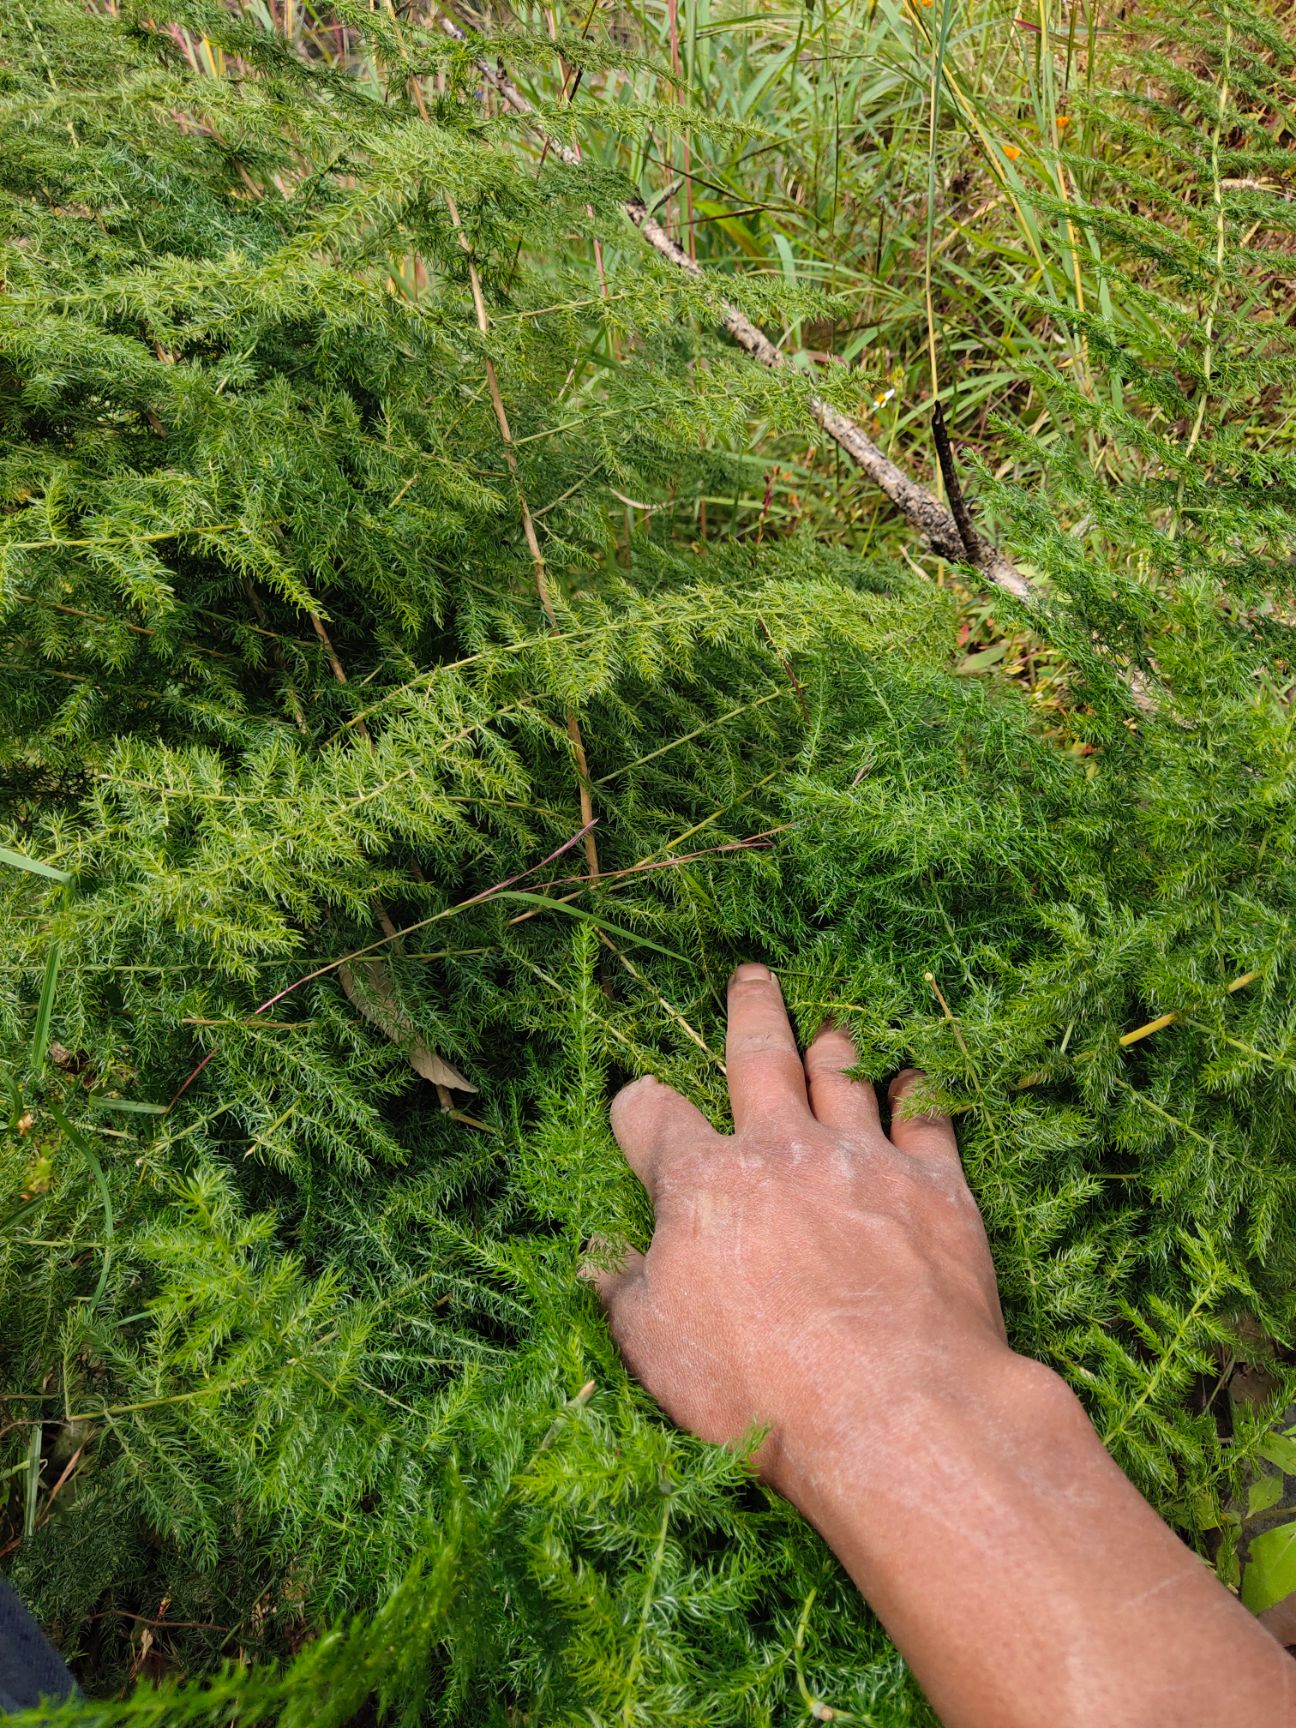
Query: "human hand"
593 962 1014 1496
594 964 1296 1728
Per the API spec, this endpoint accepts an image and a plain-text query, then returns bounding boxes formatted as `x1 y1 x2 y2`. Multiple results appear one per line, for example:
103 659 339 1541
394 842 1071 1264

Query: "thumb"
581 1236 646 1316
592 1256 666 1394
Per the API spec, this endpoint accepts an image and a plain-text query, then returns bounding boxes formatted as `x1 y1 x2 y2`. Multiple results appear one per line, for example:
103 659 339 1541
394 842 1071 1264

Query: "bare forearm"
781 1350 1294 1728
598 970 1292 1728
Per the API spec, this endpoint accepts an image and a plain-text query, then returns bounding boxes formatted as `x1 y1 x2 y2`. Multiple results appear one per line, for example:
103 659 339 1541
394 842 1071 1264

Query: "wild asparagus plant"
1 0 1294 1720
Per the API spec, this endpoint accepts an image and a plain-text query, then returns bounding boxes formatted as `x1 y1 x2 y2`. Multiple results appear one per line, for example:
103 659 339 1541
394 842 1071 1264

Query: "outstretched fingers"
726 963 808 1132
888 1068 959 1165
804 1023 881 1134
610 1073 718 1199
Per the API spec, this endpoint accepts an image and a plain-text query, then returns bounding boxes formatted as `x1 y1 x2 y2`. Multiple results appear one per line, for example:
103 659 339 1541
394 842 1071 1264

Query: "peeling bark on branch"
625 198 1035 603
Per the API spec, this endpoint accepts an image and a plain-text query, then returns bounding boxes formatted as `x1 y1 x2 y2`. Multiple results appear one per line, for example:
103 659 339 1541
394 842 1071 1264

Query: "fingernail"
888 1067 924 1099
729 961 773 987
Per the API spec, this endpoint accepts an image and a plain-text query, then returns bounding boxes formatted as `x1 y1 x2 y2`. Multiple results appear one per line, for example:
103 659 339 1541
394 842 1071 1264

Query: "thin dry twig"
437 11 1025 591
435 10 1156 712
442 187 602 880
168 820 598 1108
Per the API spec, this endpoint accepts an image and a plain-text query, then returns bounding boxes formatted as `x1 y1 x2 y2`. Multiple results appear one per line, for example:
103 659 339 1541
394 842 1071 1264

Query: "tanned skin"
593 963 1294 1728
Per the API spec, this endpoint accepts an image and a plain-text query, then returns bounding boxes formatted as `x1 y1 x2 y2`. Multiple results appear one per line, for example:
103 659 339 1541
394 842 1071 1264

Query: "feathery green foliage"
1 0 1295 1721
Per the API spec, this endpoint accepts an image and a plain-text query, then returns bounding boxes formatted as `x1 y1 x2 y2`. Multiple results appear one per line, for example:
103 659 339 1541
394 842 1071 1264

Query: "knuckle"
805 1051 850 1079
692 1144 761 1195
731 1029 793 1058
921 1165 975 1213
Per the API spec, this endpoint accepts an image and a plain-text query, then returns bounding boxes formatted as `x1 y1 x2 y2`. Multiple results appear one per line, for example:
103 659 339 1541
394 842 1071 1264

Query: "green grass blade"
87 1095 168 1116
23 1423 42 1538
48 1102 115 1310
29 932 63 1082
0 845 70 883
495 892 688 962
29 880 73 1080
0 1193 48 1240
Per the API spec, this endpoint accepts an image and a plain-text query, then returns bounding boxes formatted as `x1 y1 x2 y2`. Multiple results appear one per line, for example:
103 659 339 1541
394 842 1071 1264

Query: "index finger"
726 963 809 1133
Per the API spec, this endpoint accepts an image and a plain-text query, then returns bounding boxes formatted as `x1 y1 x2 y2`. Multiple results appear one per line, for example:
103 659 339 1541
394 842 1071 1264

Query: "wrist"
769 1345 1078 1533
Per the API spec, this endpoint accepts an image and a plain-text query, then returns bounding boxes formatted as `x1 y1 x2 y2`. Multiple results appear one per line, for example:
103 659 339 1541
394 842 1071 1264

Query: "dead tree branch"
438 12 1029 598
437 12 1156 711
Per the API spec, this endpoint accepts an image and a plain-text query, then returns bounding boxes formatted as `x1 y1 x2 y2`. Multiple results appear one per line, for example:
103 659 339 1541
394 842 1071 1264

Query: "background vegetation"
2 0 1295 1721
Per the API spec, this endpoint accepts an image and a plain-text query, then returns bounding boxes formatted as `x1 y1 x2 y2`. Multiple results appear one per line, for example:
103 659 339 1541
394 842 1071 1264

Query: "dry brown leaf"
339 959 477 1093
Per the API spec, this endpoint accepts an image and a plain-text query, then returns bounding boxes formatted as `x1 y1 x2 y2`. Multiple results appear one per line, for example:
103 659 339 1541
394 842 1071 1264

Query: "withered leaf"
339 959 477 1093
